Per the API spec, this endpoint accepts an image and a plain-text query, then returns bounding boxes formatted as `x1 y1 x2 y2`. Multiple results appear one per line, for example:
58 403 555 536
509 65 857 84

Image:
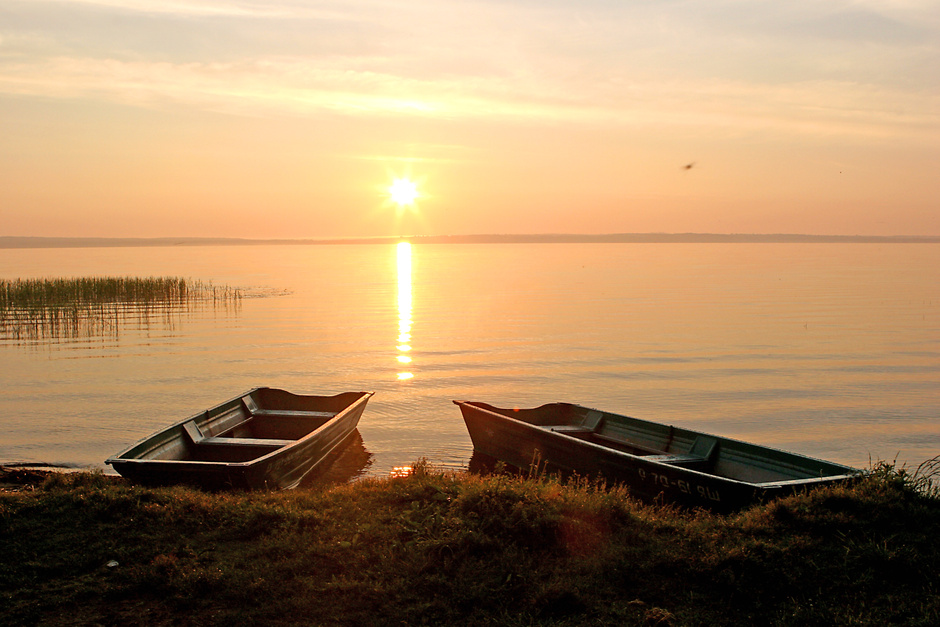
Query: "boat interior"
546 410 720 473
527 405 850 483
175 396 338 463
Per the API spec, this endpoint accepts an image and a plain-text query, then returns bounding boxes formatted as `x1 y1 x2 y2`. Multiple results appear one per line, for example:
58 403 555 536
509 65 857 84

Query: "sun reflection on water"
389 465 414 478
396 241 413 380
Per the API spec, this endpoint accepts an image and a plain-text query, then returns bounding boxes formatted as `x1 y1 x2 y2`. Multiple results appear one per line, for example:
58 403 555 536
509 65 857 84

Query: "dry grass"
2 460 939 626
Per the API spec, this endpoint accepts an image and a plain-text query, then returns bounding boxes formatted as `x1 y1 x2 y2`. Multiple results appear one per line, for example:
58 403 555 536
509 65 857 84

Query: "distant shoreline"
2 233 939 249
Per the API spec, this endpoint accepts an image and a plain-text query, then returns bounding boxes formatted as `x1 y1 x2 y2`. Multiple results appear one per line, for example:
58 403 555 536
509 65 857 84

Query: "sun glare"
396 241 413 381
389 178 419 207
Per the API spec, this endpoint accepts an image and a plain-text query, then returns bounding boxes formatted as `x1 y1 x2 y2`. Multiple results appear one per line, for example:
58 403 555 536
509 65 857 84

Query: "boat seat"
549 425 594 434
644 454 703 465
199 436 294 448
645 437 720 468
590 432 665 455
183 421 206 444
549 411 605 435
182 422 291 448
242 395 261 413
241 395 337 420
249 409 337 419
688 436 719 462
582 410 604 431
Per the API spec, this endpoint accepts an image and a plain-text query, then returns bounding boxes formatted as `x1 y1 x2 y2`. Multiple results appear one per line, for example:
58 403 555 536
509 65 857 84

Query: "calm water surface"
1 243 938 479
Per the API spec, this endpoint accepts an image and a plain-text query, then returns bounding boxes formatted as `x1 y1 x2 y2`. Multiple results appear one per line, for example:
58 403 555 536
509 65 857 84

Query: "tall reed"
0 277 240 340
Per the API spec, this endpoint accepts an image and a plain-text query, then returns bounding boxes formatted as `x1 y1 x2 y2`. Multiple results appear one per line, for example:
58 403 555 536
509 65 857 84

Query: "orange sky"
1 0 938 238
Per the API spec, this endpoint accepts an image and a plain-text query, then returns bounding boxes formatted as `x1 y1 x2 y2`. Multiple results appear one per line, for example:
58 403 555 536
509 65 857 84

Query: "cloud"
26 0 350 19
2 52 936 147
1 0 937 141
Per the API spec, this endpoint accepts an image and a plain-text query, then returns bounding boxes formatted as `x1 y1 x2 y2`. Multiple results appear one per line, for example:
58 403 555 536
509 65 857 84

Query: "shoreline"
2 463 938 625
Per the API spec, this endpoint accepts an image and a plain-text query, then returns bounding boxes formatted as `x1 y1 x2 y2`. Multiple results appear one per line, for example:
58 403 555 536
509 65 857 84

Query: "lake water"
1 243 938 480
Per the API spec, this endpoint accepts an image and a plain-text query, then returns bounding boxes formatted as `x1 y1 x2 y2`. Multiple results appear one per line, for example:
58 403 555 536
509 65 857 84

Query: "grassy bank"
2 462 939 626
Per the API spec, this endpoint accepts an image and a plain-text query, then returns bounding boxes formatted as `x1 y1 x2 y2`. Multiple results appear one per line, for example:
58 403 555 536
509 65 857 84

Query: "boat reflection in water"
298 430 374 489
468 450 515 476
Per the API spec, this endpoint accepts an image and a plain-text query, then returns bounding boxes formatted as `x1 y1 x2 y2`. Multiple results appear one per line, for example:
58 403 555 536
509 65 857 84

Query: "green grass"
2 460 939 626
0 277 240 340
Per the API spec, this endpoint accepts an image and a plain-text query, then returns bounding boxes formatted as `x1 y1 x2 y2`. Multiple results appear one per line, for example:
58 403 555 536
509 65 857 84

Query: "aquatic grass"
0 276 240 340
2 461 939 626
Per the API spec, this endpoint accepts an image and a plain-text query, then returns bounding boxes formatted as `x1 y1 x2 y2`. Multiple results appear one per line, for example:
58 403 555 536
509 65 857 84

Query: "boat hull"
454 401 859 511
107 388 373 490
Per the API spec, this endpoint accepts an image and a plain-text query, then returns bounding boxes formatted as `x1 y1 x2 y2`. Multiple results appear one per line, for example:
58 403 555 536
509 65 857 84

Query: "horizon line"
2 233 940 249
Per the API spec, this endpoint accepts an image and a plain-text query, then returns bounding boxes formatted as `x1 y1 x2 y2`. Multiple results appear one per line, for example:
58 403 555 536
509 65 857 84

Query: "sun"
389 178 419 207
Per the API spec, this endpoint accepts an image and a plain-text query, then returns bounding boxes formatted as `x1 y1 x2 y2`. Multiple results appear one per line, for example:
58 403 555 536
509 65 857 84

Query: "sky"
1 0 938 238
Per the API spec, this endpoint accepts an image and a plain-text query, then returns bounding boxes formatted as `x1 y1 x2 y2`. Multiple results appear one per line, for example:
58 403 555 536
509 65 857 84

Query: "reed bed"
0 277 240 341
